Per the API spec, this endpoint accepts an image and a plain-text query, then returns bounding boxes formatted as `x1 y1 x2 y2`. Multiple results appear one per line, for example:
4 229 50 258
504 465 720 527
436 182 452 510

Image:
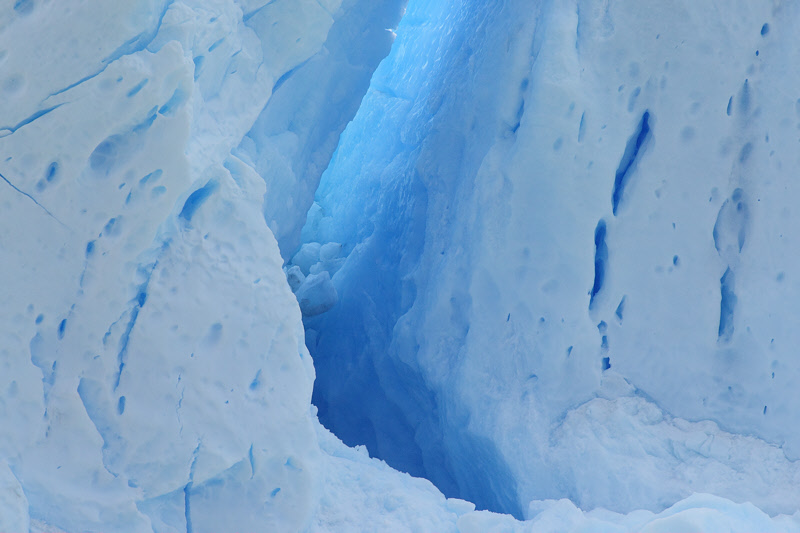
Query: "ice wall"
298 0 800 519
4 0 800 531
0 0 406 530
298 0 534 516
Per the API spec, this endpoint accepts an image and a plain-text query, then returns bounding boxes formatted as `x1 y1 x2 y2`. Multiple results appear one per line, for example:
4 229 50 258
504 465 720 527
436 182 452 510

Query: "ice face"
3 0 800 531
0 0 399 530
299 0 800 520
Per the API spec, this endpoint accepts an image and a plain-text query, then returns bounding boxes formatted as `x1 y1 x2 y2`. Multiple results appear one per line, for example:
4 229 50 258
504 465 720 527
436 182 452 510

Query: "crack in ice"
0 171 67 227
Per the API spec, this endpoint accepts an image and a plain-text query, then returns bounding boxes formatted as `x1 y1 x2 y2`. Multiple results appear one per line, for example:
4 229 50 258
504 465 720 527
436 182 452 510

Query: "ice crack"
184 441 201 533
0 171 66 227
0 104 64 135
113 258 160 391
47 0 175 101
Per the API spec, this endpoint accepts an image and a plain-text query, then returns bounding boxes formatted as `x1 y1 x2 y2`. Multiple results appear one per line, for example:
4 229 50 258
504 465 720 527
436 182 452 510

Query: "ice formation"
2 0 800 531
299 0 800 520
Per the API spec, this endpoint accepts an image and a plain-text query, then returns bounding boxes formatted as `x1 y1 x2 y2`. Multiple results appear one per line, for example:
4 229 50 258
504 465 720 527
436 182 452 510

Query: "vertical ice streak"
590 219 608 309
612 111 652 215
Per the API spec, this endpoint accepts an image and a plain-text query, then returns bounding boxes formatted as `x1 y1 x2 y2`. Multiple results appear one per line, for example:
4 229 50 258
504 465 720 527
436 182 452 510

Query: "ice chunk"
291 242 321 276
286 265 306 292
309 257 345 277
295 271 338 316
319 242 342 262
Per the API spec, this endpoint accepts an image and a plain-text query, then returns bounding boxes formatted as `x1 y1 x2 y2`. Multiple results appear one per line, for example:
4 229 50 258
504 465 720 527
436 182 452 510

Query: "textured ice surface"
235 0 406 257
3 0 800 531
301 0 800 520
0 0 401 530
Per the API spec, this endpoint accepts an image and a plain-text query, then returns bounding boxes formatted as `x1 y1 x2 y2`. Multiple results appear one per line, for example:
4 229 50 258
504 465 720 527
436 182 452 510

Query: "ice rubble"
1 0 800 532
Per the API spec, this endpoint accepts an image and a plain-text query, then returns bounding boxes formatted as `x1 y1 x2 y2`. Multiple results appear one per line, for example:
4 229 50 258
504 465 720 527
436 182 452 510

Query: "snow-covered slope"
3 0 800 531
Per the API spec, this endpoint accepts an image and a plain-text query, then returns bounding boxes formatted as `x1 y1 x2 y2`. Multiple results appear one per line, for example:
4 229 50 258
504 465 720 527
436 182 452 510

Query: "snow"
2 0 800 531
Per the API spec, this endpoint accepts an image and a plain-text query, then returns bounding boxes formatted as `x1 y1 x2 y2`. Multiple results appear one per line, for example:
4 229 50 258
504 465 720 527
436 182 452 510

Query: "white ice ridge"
2 0 800 532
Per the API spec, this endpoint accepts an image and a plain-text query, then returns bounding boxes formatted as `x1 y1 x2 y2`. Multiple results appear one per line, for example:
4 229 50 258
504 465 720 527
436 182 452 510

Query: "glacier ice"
2 0 800 531
0 0 399 530
299 0 800 522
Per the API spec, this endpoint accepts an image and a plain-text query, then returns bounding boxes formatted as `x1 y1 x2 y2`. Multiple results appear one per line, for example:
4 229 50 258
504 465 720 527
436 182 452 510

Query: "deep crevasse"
2 0 800 531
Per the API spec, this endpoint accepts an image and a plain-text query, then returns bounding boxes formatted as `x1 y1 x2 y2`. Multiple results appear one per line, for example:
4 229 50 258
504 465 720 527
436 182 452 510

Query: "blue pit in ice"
13 0 34 15
612 110 652 215
159 88 188 116
127 79 149 97
718 268 737 342
180 180 218 223
590 220 608 308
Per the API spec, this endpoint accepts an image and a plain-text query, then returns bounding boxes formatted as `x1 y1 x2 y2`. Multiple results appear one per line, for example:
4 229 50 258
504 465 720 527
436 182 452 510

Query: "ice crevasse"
2 0 800 532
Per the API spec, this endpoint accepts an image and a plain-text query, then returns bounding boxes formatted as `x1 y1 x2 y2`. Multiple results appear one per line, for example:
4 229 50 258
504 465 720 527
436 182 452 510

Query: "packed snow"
1 0 799 531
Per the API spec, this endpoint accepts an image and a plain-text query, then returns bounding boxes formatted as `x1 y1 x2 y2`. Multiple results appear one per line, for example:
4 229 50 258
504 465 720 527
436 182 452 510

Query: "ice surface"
0 461 28 533
3 0 800 531
0 0 403 530
296 271 339 317
236 0 406 257
300 0 800 522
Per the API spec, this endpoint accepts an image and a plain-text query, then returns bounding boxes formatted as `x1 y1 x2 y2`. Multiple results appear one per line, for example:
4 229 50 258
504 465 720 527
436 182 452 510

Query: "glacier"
2 0 800 532
299 0 800 519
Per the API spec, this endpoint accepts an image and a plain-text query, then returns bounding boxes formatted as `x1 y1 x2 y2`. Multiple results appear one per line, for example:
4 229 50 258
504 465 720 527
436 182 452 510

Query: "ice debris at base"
2 0 800 531
311 420 800 533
